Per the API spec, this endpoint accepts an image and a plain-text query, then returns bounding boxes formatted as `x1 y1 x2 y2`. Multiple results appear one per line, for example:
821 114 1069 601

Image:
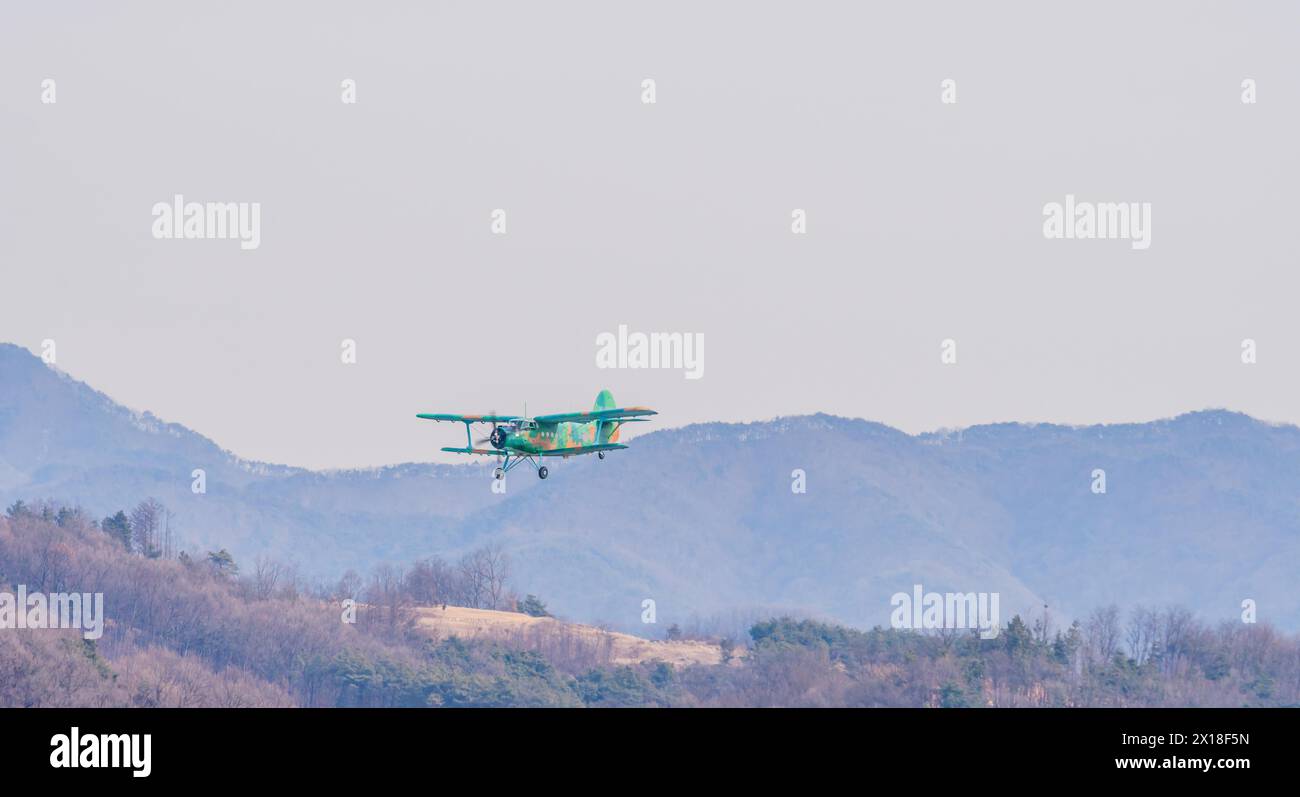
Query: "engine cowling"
489 426 508 449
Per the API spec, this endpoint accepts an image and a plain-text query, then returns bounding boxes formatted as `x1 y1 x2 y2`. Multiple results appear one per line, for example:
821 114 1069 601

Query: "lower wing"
441 443 628 457
538 443 628 457
440 447 510 456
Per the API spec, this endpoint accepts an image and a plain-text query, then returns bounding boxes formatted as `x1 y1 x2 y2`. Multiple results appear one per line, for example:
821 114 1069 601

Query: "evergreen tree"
518 594 550 617
719 637 736 664
1003 615 1033 657
940 681 971 707
102 510 133 552
207 548 238 576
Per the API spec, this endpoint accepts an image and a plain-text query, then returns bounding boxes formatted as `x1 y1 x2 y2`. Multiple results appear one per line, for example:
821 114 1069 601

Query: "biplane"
417 390 656 480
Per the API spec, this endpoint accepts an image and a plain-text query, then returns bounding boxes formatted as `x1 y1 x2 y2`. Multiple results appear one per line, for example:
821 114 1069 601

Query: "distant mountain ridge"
2 342 1297 632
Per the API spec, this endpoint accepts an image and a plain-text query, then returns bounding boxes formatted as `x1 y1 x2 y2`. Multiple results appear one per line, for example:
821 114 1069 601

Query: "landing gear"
598 451 606 460
496 453 549 481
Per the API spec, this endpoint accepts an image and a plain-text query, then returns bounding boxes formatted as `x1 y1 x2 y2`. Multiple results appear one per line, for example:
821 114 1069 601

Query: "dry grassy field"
410 605 730 668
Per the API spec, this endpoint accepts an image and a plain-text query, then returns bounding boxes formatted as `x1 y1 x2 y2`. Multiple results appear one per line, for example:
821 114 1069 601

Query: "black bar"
5 707 1283 783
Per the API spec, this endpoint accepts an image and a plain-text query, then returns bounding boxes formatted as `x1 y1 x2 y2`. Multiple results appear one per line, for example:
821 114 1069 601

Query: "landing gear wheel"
537 466 549 480
598 451 606 460
494 467 504 480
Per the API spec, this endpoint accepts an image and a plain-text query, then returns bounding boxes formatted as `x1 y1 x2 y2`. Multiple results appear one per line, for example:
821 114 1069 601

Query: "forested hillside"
3 501 1296 708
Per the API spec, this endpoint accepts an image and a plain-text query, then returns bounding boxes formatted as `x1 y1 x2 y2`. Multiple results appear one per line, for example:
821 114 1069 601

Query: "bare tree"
161 508 175 560
250 557 282 600
457 544 512 610
1126 605 1160 666
130 498 165 558
457 550 485 608
1157 606 1195 674
406 556 456 606
480 544 511 610
365 563 409 632
1085 605 1122 664
334 569 362 602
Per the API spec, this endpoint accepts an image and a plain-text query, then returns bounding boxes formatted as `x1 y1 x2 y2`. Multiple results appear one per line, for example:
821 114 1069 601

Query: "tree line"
3 498 1297 708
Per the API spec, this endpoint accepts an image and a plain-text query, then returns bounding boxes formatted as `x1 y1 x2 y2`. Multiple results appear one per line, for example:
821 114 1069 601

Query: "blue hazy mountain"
2 342 1297 632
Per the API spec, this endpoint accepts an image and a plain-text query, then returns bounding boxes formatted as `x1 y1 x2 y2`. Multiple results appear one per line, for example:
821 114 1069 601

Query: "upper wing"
532 407 657 424
416 413 522 423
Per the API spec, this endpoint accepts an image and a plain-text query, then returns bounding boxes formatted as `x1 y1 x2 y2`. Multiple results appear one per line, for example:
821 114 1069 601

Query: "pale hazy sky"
2 1 1298 469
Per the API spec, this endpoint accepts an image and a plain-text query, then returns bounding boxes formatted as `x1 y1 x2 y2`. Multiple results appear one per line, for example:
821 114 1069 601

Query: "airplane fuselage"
504 419 613 455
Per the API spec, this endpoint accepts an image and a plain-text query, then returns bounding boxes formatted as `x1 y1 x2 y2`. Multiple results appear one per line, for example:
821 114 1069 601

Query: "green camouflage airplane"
417 390 656 480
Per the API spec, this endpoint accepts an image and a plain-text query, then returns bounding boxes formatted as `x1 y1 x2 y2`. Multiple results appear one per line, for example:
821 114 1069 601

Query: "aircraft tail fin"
595 390 616 442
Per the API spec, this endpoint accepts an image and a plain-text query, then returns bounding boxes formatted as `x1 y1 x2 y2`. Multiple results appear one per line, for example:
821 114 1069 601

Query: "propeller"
474 410 512 449
474 410 500 446
473 402 529 449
